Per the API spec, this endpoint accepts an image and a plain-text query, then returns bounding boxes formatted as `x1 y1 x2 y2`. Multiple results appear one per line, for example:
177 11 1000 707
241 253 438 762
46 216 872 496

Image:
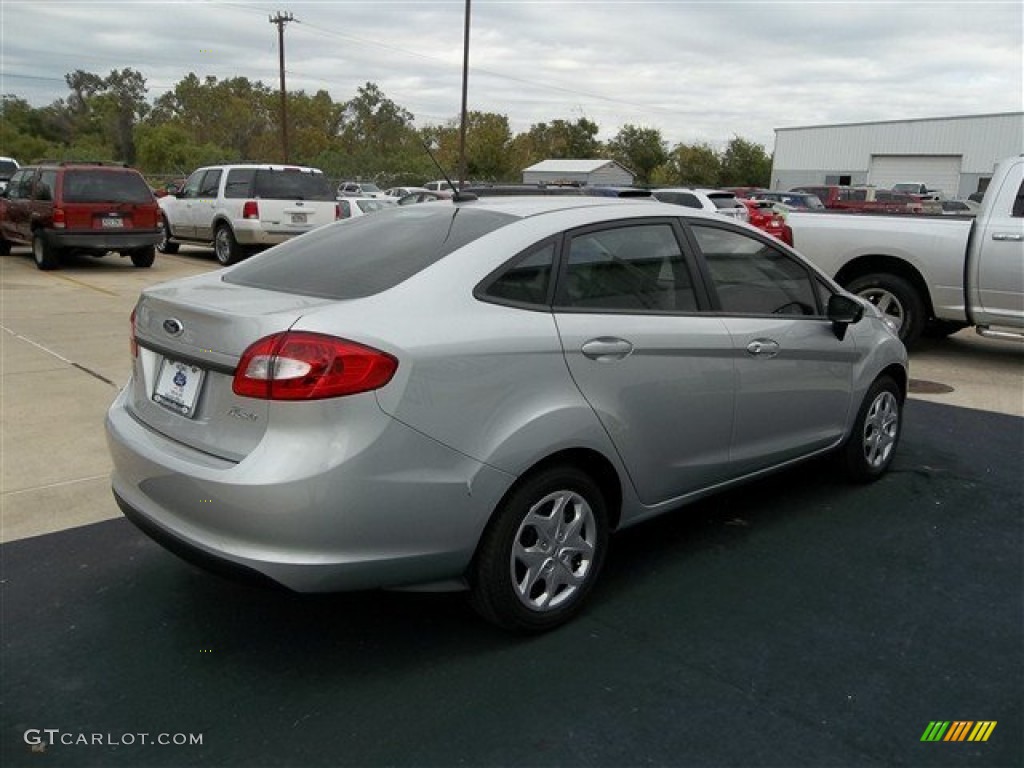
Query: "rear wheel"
470 465 609 632
213 224 243 266
842 376 902 482
156 215 179 254
129 246 156 268
32 231 60 270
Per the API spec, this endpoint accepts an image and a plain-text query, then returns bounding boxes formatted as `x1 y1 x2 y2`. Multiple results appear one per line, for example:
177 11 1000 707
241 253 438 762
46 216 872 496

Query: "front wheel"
845 273 925 346
470 466 609 632
213 224 243 266
842 376 902 483
32 231 60 270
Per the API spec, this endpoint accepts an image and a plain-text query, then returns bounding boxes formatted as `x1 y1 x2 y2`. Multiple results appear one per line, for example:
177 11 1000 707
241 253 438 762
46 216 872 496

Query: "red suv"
0 161 161 270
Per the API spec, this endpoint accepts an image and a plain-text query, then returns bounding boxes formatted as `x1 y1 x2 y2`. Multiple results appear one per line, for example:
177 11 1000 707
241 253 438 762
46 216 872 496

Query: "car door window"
179 170 204 199
558 222 698 312
690 224 821 316
198 169 222 198
7 170 32 199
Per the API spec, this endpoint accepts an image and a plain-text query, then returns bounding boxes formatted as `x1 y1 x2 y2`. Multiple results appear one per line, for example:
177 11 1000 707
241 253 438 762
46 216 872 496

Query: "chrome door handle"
746 338 780 357
992 232 1023 241
581 337 634 361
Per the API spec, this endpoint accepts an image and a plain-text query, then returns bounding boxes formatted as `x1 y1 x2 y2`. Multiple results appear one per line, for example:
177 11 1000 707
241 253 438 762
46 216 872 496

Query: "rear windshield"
224 205 517 299
708 194 743 209
61 170 153 204
224 168 335 201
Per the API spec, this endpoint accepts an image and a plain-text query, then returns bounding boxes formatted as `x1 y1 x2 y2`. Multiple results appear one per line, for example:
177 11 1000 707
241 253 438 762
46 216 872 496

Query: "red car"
741 199 788 242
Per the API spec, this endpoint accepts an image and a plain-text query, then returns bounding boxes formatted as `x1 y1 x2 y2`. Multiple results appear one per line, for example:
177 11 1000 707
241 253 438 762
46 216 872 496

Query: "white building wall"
771 113 1024 196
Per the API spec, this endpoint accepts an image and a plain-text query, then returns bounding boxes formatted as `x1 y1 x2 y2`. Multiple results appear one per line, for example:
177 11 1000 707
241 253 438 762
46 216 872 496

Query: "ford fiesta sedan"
107 197 907 632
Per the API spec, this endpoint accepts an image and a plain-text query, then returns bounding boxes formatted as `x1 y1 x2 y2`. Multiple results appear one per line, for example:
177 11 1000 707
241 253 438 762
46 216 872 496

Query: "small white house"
522 159 635 186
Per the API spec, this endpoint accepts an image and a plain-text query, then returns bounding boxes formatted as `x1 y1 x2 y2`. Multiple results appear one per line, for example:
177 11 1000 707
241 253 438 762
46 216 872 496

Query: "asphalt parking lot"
1 246 1022 766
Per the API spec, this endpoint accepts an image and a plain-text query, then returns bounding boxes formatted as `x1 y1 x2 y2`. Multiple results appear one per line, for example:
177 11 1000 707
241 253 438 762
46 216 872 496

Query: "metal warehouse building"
522 159 634 186
770 112 1023 199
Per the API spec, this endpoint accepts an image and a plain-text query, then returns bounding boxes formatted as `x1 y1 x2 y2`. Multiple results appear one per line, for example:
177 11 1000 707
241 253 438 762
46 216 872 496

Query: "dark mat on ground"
2 400 1021 767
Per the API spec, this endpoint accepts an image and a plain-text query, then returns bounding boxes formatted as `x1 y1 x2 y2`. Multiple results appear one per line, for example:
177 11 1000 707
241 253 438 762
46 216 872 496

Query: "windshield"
0 160 18 178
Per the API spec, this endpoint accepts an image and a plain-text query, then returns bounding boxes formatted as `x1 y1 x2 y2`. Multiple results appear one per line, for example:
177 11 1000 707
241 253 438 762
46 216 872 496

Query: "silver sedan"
106 197 907 632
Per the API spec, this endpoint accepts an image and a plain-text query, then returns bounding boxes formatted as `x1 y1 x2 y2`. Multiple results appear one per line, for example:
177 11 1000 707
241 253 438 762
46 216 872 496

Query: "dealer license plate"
153 358 205 418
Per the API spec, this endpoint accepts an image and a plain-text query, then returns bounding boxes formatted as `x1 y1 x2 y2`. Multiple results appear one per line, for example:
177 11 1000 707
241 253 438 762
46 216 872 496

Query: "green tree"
607 124 667 185
657 142 721 186
719 136 772 187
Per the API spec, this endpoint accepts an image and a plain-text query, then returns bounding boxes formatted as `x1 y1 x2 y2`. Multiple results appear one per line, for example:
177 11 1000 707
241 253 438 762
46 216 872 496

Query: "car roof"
450 194 720 221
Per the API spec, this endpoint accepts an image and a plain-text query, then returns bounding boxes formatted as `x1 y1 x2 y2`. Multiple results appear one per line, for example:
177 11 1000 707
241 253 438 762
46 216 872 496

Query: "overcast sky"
2 0 1021 152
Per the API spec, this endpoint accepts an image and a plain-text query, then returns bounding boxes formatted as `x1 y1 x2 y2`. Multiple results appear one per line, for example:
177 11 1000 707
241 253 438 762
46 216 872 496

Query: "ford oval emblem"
163 318 184 336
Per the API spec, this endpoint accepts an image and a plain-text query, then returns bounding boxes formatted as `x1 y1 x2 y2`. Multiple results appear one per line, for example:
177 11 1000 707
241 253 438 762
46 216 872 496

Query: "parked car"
337 181 384 198
783 154 1024 345
891 182 944 201
0 161 161 270
107 196 907 632
396 189 453 205
158 164 338 265
789 185 920 214
741 198 789 242
651 188 749 222
0 156 20 194
939 199 980 216
338 196 397 218
465 184 585 197
384 186 430 198
749 191 826 211
423 179 457 192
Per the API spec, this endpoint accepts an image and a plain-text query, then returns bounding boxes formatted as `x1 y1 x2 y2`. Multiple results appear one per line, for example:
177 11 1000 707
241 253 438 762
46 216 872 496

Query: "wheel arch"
834 255 935 320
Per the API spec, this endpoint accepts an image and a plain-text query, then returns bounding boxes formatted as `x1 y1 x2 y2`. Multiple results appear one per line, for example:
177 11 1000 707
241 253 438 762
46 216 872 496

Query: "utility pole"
269 11 294 162
457 0 471 188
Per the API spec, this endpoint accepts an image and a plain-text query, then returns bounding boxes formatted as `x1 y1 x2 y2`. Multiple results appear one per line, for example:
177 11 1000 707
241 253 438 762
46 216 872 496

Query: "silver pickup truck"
784 155 1024 345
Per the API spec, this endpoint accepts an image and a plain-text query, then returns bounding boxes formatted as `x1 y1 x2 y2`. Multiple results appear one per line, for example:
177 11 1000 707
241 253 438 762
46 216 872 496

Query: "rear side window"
62 170 153 204
478 240 557 308
253 169 334 201
224 169 255 198
224 205 516 299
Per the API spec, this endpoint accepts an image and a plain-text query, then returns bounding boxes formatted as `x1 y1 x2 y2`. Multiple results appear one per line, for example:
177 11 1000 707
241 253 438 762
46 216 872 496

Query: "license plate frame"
290 212 308 224
100 216 124 228
152 358 205 418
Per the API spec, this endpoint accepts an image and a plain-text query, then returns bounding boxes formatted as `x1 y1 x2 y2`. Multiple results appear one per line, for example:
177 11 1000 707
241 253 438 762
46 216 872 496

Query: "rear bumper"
51 228 162 250
105 386 514 592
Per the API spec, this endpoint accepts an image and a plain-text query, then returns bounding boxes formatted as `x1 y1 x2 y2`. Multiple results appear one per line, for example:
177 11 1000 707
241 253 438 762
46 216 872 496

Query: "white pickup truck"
784 155 1024 345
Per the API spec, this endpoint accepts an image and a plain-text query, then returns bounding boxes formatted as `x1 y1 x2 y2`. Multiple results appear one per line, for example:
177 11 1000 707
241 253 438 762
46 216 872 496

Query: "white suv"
158 164 338 265
652 188 749 223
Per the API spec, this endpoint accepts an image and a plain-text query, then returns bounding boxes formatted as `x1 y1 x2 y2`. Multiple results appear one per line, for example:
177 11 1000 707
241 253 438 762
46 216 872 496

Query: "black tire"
469 465 609 633
130 246 156 268
156 215 179 254
845 273 925 346
0 237 11 256
213 223 243 266
32 230 60 271
841 376 902 483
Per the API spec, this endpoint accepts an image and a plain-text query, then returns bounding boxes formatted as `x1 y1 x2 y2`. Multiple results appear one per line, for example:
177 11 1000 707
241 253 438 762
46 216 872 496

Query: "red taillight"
53 208 66 229
334 203 340 220
780 224 794 247
129 307 138 358
242 201 259 219
233 331 397 400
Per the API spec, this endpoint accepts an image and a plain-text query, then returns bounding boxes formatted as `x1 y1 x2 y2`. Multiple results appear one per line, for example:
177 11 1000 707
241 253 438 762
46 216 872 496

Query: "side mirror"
828 294 864 341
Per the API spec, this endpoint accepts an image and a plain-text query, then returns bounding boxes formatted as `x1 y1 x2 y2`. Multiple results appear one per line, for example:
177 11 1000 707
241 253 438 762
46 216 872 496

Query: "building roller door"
868 155 962 197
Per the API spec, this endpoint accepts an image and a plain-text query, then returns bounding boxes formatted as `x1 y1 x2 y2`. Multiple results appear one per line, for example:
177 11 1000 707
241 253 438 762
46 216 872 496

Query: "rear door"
60 169 157 234
685 221 859 475
1 169 36 241
553 218 736 505
191 168 223 241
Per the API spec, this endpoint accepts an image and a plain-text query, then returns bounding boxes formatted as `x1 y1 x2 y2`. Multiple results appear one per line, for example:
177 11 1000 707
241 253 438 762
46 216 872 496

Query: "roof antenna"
422 139 477 202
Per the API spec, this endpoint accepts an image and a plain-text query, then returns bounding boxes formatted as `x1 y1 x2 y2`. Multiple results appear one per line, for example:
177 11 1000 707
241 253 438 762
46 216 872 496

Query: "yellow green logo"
921 721 996 742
